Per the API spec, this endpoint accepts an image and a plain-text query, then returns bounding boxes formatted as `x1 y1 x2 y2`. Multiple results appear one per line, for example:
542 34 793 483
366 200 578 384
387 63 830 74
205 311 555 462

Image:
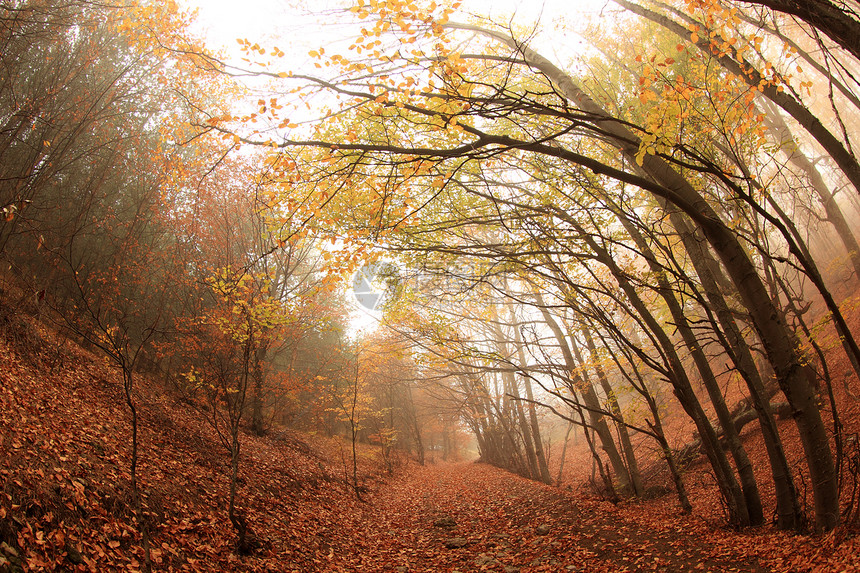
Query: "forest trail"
330 462 769 573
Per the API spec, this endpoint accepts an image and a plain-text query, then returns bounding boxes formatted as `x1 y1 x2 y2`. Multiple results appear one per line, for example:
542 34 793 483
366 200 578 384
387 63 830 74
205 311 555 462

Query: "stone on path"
474 553 501 567
433 515 457 528
443 537 468 549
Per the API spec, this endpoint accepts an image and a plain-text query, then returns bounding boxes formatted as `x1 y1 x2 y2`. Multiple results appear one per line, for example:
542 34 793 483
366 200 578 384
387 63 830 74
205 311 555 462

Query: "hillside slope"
0 310 385 572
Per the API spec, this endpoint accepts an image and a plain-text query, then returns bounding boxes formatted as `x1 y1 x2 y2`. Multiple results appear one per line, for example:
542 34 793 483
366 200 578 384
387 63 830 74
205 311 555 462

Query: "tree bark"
580 230 751 525
493 321 542 480
122 366 152 572
556 421 574 486
736 0 860 62
512 314 553 484
250 341 267 436
600 336 694 513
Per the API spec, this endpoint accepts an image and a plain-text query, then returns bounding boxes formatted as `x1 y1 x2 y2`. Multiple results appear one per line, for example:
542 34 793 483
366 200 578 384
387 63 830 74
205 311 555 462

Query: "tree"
181 268 290 552
534 295 638 495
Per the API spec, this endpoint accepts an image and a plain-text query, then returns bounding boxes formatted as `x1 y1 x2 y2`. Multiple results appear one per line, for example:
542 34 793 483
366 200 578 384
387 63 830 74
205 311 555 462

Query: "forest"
2 0 860 571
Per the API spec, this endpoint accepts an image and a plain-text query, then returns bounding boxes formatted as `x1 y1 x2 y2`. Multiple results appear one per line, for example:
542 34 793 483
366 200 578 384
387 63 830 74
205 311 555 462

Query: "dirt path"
328 462 769 572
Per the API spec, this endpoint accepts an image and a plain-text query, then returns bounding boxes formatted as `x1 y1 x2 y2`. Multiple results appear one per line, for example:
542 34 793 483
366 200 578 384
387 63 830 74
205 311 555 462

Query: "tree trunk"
349 360 362 500
122 367 152 573
250 347 265 436
670 212 803 530
493 320 542 480
569 339 634 494
228 424 251 553
510 375 541 479
649 411 694 514
736 0 860 63
521 373 553 484
617 213 762 523
577 404 619 501
534 296 635 494
556 421 574 486
581 325 644 497
581 230 751 526
601 336 694 514
406 384 425 465
513 318 553 484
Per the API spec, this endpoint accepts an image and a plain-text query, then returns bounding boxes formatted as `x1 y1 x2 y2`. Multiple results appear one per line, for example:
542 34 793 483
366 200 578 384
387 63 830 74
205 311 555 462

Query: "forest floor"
329 461 760 572
326 461 858 573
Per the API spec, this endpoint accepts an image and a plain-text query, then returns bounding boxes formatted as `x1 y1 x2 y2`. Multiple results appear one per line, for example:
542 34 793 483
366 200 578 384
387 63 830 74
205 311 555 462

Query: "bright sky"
182 0 607 60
